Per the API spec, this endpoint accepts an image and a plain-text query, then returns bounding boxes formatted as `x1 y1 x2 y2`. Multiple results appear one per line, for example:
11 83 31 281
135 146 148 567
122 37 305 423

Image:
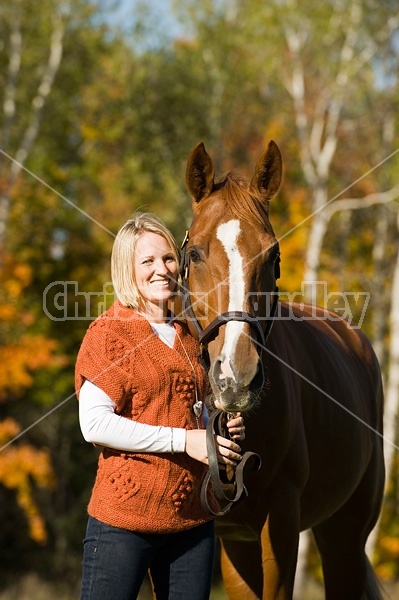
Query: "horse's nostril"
213 359 222 389
217 377 238 393
219 379 227 392
213 359 231 392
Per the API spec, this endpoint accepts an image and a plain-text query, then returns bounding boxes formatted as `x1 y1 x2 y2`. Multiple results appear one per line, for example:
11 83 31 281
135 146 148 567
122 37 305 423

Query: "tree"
0 0 66 254
0 0 128 583
1 0 398 593
167 0 399 590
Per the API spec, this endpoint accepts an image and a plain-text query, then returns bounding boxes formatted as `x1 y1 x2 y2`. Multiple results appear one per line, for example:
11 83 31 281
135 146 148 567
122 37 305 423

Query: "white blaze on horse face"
216 219 245 382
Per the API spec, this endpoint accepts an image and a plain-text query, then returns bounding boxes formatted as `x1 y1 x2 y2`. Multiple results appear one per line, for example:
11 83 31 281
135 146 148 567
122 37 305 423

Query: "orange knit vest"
75 301 213 533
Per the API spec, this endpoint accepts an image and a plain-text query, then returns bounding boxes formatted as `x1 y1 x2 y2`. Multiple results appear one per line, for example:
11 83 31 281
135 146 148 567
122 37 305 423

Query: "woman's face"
134 231 178 313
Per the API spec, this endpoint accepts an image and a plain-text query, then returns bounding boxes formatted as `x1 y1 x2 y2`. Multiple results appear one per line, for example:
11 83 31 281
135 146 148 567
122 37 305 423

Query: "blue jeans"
80 516 215 600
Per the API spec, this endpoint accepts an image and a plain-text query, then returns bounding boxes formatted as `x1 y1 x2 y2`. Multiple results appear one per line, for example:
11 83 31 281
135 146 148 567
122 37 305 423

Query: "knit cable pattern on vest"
75 301 213 533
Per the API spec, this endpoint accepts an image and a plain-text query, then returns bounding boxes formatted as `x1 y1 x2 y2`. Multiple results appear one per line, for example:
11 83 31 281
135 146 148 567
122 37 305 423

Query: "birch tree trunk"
293 530 312 600
380 212 399 496
370 110 396 368
283 4 364 593
283 0 363 296
366 209 399 557
371 207 390 367
277 1 399 593
281 0 399 293
0 4 65 254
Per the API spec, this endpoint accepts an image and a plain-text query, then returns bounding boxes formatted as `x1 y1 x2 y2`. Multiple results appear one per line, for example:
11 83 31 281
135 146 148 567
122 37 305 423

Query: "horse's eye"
188 248 201 264
269 246 281 279
270 251 279 264
269 245 280 264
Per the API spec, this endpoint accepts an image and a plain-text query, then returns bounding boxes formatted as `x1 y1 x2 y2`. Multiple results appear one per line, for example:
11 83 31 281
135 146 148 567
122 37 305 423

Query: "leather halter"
179 229 280 515
179 229 280 354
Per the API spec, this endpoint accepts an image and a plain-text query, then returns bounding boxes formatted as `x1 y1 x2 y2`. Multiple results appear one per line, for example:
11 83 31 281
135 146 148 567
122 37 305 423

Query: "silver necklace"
175 330 203 424
155 324 203 427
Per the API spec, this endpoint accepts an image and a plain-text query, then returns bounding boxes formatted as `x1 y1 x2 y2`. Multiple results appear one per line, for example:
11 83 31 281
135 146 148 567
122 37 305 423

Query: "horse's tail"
362 558 388 600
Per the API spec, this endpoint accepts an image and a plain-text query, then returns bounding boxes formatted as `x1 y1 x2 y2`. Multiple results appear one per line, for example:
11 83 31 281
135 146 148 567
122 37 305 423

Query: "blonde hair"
111 212 180 309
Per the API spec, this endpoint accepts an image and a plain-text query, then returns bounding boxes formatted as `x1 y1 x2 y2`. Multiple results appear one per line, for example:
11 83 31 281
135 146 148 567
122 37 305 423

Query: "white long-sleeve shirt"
79 380 187 452
79 321 188 453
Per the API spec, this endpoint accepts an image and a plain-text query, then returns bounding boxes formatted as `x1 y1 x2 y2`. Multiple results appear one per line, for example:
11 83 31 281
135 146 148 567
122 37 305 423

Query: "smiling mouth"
150 280 171 287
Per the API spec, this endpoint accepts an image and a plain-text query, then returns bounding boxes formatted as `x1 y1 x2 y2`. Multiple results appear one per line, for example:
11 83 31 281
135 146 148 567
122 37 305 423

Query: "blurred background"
0 1 398 598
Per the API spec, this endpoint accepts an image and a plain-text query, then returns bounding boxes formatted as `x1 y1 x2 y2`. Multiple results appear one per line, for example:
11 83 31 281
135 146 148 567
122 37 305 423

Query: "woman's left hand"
225 413 245 441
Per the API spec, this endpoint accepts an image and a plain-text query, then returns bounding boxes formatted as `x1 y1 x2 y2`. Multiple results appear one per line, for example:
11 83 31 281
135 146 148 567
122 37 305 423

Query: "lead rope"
200 409 262 516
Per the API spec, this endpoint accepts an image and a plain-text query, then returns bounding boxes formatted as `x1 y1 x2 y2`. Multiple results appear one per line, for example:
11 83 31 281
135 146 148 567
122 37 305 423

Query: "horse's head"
182 141 282 413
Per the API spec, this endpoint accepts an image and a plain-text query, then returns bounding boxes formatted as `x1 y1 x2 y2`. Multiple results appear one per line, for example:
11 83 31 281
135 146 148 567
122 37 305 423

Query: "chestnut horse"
181 141 385 599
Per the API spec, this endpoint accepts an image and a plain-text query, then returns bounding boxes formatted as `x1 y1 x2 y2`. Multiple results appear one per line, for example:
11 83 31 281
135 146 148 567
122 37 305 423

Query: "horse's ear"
186 142 215 203
250 141 282 207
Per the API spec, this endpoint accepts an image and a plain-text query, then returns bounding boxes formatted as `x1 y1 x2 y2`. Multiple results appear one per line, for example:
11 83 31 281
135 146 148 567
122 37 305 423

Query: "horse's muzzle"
210 365 261 413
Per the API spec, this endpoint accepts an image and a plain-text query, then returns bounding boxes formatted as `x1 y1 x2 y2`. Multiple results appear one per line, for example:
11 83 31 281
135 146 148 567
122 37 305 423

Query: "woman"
76 212 244 600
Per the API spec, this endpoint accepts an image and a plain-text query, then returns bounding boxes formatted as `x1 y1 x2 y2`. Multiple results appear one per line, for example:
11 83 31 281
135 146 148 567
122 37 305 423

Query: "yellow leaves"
81 123 100 142
275 187 310 293
0 440 55 544
380 536 399 556
0 256 34 325
375 562 395 581
0 254 68 399
1 259 32 301
0 254 65 545
0 335 67 401
263 118 285 145
0 417 21 446
0 303 16 321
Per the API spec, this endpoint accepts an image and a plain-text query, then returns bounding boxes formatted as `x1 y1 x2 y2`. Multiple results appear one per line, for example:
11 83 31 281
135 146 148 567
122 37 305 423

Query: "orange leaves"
0 335 66 401
0 255 65 544
3 263 32 297
274 187 310 294
0 256 33 326
0 254 68 400
0 440 55 544
1 259 32 302
0 417 21 446
380 536 399 557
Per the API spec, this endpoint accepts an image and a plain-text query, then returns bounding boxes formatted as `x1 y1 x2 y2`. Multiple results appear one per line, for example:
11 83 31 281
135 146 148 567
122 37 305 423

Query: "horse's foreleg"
220 539 263 600
256 474 303 600
260 511 299 600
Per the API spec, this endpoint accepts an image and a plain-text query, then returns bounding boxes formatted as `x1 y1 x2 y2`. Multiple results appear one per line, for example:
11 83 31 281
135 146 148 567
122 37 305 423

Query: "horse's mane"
216 171 275 235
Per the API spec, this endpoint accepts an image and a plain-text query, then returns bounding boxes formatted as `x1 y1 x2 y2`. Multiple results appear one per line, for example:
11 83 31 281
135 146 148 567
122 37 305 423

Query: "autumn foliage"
0 0 398 595
0 255 63 543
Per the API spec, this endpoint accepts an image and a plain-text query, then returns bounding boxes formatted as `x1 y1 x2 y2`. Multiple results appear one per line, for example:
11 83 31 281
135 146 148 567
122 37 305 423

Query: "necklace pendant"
193 400 203 418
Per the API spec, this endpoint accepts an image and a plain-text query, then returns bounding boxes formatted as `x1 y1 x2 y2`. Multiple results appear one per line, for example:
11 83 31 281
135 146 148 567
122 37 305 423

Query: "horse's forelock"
217 172 274 235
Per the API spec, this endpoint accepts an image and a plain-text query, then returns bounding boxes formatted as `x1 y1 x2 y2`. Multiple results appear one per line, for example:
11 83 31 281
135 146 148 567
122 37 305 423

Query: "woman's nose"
155 259 168 274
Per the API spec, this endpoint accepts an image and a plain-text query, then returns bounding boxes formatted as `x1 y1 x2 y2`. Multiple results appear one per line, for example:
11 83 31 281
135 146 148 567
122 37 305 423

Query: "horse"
180 140 385 600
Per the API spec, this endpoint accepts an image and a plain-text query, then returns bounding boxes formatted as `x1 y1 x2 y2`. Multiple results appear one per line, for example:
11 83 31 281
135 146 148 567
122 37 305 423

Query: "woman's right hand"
185 429 242 467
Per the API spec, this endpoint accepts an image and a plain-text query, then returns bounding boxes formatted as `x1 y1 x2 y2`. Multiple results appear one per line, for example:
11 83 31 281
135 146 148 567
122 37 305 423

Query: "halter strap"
180 230 275 515
199 311 265 346
179 230 280 347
